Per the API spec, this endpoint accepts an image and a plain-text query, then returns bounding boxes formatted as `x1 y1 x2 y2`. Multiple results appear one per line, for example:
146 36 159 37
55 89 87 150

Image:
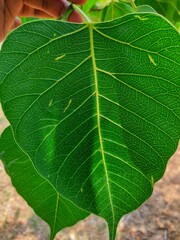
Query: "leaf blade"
0 13 180 239
0 127 89 239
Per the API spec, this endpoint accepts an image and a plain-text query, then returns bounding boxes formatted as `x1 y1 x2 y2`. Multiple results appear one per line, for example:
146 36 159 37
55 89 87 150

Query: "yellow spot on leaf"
54 33 57 36
48 99 53 107
135 15 148 21
55 55 65 61
148 54 157 66
81 188 83 193
151 176 154 187
64 99 72 113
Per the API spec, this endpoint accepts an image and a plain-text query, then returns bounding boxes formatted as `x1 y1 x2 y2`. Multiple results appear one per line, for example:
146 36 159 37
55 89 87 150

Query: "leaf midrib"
89 24 115 235
50 193 60 240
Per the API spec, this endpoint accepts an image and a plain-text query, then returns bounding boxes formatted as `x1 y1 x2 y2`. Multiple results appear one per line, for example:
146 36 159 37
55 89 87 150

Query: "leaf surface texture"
0 13 180 239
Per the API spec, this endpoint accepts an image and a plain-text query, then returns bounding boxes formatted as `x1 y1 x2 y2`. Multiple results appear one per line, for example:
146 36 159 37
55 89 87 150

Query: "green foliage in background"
21 17 38 24
0 1 180 239
82 0 180 28
136 0 180 29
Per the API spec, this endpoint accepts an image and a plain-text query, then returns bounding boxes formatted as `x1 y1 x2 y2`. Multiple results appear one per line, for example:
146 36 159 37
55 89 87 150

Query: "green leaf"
100 1 157 22
136 5 157 14
0 127 89 239
0 13 180 239
20 17 39 24
136 0 180 26
82 0 97 13
101 2 133 21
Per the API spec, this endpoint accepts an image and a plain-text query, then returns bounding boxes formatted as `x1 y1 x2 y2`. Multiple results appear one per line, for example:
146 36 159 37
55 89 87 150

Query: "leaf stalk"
130 0 137 11
72 4 91 23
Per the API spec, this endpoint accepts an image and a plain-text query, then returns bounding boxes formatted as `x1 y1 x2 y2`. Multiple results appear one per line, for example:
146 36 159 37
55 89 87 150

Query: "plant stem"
111 0 115 20
130 0 137 11
72 4 91 23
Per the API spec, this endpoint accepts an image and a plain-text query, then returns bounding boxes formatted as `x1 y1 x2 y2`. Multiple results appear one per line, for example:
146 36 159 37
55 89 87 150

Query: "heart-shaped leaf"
0 127 89 239
0 13 180 239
